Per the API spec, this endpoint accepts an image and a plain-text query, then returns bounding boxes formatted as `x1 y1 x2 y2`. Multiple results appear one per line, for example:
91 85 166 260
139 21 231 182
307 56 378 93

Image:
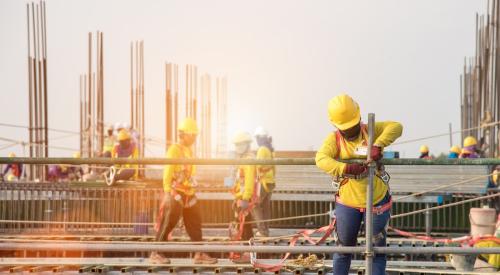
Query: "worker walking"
419 145 432 159
315 94 403 275
2 153 23 181
459 136 480 158
448 146 461 159
150 118 217 265
106 129 138 186
253 126 276 237
230 131 257 264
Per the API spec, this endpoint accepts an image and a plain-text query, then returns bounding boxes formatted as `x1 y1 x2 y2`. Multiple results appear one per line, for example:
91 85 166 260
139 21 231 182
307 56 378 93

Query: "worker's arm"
241 164 256 201
374 121 403 147
131 146 139 178
315 133 347 177
162 145 180 193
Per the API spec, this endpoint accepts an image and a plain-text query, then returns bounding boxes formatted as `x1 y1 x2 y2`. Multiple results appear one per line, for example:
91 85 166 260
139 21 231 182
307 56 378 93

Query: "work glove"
237 200 250 211
344 163 367 176
370 146 383 161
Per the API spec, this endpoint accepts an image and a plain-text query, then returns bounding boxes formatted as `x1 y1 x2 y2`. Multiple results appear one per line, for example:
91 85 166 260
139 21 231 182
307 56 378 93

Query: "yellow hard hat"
117 129 131 141
419 145 429 153
73 152 81 158
7 174 16 182
8 152 15 158
327 94 361 130
232 131 252 144
463 136 477 147
449 146 461 154
178 118 199 135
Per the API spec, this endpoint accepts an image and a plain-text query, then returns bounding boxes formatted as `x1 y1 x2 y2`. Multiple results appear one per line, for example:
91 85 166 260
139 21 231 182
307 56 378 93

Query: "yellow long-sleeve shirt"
233 153 256 201
315 121 403 208
163 143 196 196
256 146 275 192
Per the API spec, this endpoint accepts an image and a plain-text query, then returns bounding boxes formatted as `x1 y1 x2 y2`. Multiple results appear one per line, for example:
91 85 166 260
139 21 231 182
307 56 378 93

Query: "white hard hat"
114 122 123 130
254 126 268 137
232 131 252 144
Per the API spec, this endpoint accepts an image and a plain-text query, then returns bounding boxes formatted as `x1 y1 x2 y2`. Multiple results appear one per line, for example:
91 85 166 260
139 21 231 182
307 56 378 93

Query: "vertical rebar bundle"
130 41 145 176
461 0 500 157
79 32 104 159
26 1 48 180
216 77 228 157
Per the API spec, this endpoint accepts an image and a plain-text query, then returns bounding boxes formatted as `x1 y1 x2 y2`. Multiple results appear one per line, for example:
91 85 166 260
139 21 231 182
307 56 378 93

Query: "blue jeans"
333 194 391 275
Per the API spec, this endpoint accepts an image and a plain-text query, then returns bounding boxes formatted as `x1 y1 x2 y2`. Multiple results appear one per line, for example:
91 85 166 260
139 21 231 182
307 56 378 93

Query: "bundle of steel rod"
461 0 500 157
26 1 48 181
79 31 104 159
130 40 145 176
216 77 228 157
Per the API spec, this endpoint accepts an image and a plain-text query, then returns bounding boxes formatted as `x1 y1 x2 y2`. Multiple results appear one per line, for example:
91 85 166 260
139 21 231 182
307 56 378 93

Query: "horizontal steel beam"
0 242 498 255
1 157 500 165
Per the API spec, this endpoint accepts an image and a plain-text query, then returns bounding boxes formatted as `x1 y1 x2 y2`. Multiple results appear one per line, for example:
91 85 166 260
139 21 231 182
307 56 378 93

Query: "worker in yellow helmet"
150 118 217 265
102 125 116 157
106 129 138 186
419 145 432 159
252 126 275 237
315 94 403 275
448 146 461 159
2 152 23 181
459 136 480 158
230 131 257 264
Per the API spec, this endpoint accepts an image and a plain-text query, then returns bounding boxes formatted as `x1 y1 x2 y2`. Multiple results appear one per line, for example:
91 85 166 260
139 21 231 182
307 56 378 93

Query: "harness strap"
335 195 392 215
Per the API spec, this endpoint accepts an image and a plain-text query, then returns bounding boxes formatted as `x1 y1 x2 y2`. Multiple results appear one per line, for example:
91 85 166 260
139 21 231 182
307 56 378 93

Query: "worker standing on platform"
150 118 217 265
106 129 138 186
253 126 276 237
459 136 480 158
315 93 403 275
230 131 257 264
448 146 461 159
419 145 432 159
2 153 23 181
102 125 116 157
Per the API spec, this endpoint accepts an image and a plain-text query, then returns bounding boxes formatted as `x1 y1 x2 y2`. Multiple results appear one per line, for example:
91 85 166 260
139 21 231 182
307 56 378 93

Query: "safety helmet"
8 152 15 158
254 126 268 137
117 129 131 141
449 146 461 154
463 136 478 147
419 145 429 154
178 118 199 135
232 131 252 144
107 125 114 131
73 152 81 158
327 94 361 130
114 122 123 131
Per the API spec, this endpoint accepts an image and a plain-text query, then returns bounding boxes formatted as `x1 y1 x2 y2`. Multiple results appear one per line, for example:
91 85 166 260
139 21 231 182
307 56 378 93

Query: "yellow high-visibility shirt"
256 146 275 192
103 136 116 153
163 143 196 196
315 121 403 208
233 153 256 201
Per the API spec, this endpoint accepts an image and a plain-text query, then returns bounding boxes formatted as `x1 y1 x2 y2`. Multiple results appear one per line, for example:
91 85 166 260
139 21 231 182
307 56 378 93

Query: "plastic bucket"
450 254 477 271
469 207 496 237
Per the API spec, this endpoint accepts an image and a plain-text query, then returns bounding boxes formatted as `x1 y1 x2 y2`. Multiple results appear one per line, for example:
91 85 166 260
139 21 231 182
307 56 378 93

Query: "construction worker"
68 152 84 181
102 125 116 157
315 94 403 275
48 164 70 182
2 153 23 181
419 145 432 159
448 146 461 159
459 136 480 158
106 129 138 186
151 118 217 265
253 126 275 237
230 131 257 264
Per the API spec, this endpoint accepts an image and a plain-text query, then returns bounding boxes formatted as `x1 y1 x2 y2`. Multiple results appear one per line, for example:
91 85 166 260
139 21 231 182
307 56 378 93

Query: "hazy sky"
0 0 488 158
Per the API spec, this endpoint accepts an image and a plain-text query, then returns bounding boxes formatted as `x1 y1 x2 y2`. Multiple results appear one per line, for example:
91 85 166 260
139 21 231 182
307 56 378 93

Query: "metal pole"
425 203 432 236
365 113 375 275
449 123 453 148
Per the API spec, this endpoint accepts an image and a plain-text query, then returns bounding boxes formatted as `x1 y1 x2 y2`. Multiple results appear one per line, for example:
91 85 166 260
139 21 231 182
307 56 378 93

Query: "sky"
0 0 488 158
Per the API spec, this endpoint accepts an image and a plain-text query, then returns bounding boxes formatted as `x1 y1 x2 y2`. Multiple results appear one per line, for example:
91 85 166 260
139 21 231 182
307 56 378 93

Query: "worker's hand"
370 146 383 161
344 163 367 176
237 200 250 211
